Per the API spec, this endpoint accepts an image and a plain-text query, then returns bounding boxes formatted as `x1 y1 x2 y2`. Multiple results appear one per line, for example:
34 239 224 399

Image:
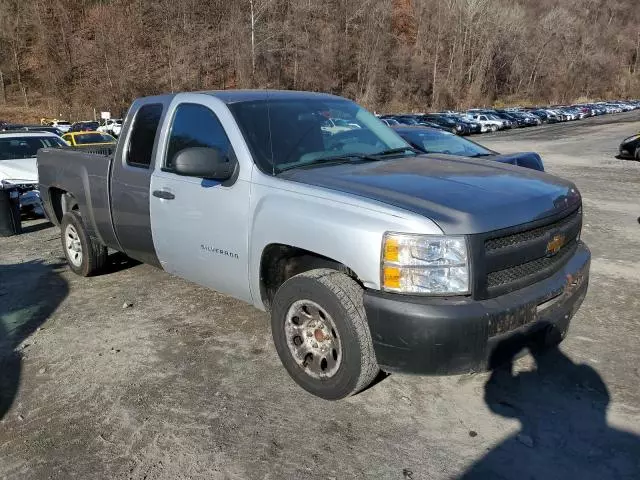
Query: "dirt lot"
2 113 640 479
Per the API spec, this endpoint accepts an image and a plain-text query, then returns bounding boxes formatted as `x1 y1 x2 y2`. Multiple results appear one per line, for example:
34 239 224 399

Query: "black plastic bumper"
364 241 590 375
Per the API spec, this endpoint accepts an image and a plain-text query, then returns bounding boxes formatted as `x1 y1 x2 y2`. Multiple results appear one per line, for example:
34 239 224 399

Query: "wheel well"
259 244 356 310
49 188 79 224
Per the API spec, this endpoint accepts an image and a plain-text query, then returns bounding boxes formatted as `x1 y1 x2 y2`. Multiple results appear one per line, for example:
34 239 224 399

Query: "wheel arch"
258 243 359 311
48 187 79 225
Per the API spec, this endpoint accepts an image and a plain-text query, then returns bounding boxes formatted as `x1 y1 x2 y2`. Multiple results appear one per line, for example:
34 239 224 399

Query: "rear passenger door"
111 100 167 266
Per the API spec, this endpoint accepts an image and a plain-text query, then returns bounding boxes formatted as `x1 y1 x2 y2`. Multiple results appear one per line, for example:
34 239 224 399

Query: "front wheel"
491 125 498 132
60 211 107 276
271 269 379 400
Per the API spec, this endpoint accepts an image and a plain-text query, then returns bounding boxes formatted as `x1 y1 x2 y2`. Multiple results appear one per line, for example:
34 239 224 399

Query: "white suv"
466 113 503 133
51 120 72 133
0 131 67 218
98 118 123 137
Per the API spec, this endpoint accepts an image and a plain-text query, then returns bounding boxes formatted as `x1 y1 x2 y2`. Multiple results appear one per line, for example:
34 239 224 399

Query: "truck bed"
38 147 119 248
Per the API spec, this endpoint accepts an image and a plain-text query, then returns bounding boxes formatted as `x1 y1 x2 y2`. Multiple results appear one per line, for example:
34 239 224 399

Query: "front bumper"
364 241 590 375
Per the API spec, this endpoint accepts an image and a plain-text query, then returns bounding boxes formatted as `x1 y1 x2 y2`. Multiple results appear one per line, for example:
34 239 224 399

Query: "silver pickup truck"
38 90 590 400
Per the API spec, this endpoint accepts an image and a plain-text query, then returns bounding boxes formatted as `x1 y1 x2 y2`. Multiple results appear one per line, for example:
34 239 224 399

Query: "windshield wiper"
276 153 381 173
276 148 417 174
371 147 418 156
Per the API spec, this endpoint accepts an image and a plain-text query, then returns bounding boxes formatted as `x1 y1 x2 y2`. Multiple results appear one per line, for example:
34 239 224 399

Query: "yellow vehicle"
62 131 116 147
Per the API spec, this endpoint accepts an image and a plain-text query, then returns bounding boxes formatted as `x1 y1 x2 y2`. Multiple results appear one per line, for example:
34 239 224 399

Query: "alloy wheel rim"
65 224 83 267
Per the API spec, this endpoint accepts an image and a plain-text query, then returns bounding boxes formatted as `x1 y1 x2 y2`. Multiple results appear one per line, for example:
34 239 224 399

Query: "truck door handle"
152 190 175 200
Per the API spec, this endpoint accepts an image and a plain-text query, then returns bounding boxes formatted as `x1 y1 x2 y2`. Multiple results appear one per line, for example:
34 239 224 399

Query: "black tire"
60 210 107 276
271 269 379 400
635 147 640 162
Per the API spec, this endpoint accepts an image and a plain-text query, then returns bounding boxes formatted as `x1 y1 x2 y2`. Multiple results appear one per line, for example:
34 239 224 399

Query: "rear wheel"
271 269 379 400
60 211 107 276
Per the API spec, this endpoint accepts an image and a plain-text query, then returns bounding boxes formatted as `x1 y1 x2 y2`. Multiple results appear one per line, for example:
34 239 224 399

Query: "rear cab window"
126 103 163 168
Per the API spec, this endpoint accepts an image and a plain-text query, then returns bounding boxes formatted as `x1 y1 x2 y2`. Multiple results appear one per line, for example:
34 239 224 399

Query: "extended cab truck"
37 91 590 400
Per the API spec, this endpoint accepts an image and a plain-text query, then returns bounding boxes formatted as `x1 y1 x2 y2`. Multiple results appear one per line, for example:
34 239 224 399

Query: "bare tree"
0 0 638 118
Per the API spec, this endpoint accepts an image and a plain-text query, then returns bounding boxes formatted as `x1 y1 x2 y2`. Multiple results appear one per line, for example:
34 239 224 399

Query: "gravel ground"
1 112 640 479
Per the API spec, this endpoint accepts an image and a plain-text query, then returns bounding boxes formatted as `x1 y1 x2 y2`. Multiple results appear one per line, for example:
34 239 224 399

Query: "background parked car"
393 125 544 171
619 132 640 161
51 120 72 133
379 114 446 131
380 117 401 126
22 126 65 137
98 118 123 137
62 131 117 147
5 125 65 137
438 113 482 134
69 121 100 132
418 113 475 135
465 113 503 132
0 131 68 226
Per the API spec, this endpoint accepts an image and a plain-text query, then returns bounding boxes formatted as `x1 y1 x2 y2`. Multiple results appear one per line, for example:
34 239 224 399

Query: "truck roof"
139 90 346 105
205 90 344 104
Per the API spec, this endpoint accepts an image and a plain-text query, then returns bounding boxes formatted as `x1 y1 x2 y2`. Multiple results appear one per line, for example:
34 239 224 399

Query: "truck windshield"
0 136 67 160
228 98 411 173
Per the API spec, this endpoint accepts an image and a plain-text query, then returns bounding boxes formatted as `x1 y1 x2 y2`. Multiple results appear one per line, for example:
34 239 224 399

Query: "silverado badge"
546 234 566 256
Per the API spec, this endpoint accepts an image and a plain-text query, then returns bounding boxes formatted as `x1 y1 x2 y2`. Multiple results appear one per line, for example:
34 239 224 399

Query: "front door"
149 96 253 303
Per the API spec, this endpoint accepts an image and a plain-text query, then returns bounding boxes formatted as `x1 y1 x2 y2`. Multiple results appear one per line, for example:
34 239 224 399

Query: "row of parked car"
1 119 119 148
378 100 640 135
35 118 123 137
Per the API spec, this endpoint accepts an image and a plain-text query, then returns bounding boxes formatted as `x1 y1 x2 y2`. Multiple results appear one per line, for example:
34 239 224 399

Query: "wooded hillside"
0 0 638 120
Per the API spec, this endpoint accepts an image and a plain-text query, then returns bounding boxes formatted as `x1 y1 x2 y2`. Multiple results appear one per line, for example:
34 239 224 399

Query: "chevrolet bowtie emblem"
546 234 565 256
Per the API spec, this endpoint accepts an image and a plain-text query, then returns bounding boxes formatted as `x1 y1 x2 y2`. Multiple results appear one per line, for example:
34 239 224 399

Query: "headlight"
381 233 470 295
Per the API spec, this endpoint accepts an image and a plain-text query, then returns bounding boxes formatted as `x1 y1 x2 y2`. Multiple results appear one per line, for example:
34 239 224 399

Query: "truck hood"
0 158 38 184
279 154 580 234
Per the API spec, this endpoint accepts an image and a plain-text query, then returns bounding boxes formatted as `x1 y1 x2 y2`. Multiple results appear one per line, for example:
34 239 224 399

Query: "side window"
127 103 163 168
165 103 234 170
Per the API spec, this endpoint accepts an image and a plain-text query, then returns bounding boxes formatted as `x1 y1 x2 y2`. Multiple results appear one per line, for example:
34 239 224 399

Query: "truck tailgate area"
37 147 119 248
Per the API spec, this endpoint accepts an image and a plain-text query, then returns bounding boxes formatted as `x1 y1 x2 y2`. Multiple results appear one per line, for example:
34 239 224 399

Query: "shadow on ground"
461 327 640 479
0 260 68 420
19 220 53 234
101 251 141 275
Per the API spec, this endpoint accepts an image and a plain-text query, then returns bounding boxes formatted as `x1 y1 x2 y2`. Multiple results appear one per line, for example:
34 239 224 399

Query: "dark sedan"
379 114 446 131
393 125 545 171
619 133 640 160
69 121 100 132
417 114 476 135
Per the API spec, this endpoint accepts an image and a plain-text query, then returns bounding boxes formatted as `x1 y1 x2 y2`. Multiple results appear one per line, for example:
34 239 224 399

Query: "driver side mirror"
172 147 236 181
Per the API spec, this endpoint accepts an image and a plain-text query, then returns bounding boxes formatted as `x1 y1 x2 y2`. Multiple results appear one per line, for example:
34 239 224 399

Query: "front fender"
248 179 443 310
